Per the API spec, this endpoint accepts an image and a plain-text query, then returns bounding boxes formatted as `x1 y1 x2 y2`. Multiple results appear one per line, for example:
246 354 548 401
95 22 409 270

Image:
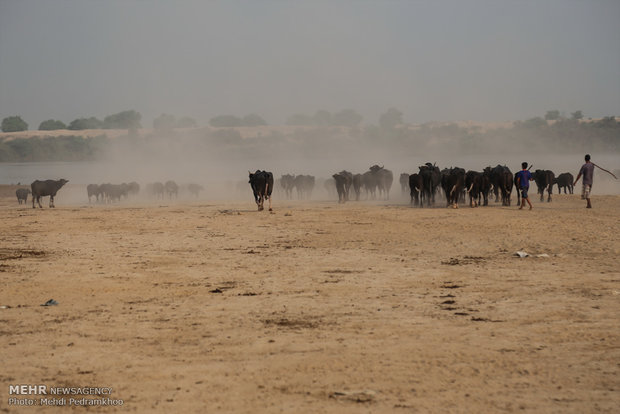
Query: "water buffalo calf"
555 172 574 194
16 188 31 204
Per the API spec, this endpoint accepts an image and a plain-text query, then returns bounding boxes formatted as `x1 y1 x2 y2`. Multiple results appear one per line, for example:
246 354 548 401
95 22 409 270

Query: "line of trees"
1 112 617 162
0 135 109 162
0 110 144 132
4 107 610 133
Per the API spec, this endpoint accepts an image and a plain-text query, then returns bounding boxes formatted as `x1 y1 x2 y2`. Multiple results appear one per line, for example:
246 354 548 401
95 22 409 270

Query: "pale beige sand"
0 189 618 413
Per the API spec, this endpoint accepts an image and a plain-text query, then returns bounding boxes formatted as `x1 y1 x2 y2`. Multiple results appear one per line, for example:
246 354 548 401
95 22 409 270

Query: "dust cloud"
4 125 617 207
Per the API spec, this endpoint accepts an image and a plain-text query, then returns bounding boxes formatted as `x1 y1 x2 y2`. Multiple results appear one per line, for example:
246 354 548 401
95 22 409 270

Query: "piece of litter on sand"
329 390 376 403
536 253 550 258
41 299 59 306
515 251 529 258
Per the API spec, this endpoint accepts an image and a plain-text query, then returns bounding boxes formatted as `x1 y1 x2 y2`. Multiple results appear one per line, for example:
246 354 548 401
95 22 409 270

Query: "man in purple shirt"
573 154 595 208
516 162 533 210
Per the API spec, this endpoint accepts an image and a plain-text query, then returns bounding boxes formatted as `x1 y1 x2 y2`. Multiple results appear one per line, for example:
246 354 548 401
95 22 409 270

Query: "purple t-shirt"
579 162 595 186
516 170 532 188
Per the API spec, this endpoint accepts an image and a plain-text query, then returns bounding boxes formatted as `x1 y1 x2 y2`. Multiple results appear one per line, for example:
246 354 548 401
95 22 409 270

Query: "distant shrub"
1 116 28 132
379 108 403 129
242 114 267 127
67 117 103 130
103 110 142 129
544 110 561 121
571 110 584 120
153 113 176 130
38 119 67 130
332 109 363 127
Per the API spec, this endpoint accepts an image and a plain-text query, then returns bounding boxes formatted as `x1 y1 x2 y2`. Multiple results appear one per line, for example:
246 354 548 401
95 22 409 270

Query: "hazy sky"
1 0 619 128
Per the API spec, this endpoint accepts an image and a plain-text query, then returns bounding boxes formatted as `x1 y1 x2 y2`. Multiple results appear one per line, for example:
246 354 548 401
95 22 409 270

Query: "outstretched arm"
573 173 582 186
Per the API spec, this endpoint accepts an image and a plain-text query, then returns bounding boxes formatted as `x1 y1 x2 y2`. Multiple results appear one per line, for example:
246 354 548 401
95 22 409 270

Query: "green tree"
103 110 142 129
242 114 267 127
571 110 584 120
153 113 176 130
332 109 363 127
379 108 403 129
209 115 243 127
38 119 67 130
67 117 103 130
1 116 28 132
544 110 561 121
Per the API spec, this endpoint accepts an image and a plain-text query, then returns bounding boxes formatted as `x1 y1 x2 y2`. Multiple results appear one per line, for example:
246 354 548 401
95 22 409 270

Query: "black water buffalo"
408 173 422 207
352 174 363 201
31 179 68 208
479 171 492 206
294 175 315 199
16 188 31 204
280 174 295 199
332 172 351 203
489 165 513 206
399 173 409 195
86 184 101 203
418 163 441 207
187 183 204 197
249 170 274 211
533 170 555 202
514 172 521 206
442 168 466 208
465 170 483 207
369 165 393 200
554 172 574 194
127 182 140 197
100 183 128 203
362 170 378 199
340 171 354 201
164 181 178 199
151 182 165 199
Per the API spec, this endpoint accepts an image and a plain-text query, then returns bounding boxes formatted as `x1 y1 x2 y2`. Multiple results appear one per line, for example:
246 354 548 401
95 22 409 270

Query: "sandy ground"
0 186 618 413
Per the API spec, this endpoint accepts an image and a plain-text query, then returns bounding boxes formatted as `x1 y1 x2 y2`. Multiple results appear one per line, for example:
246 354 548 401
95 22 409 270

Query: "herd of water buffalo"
266 163 575 210
16 163 575 210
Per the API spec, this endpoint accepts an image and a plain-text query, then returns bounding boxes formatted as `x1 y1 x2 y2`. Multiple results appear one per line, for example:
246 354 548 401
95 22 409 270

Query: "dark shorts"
520 187 529 198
